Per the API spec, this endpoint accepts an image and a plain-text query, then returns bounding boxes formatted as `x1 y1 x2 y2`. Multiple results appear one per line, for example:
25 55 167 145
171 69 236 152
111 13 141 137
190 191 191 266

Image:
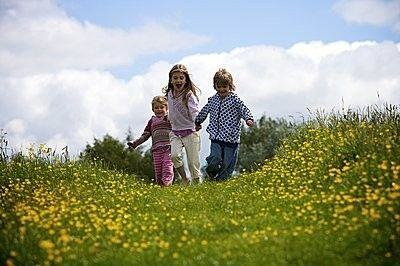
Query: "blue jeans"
205 140 238 181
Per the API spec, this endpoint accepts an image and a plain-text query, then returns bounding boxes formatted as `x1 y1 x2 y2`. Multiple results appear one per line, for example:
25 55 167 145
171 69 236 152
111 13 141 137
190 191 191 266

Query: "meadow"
1 105 399 265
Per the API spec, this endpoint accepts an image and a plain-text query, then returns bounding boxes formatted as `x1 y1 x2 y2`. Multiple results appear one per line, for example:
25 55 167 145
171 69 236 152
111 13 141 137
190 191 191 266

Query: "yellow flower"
59 234 70 244
39 240 55 250
9 251 18 257
342 165 351 172
6 258 14 266
19 227 26 237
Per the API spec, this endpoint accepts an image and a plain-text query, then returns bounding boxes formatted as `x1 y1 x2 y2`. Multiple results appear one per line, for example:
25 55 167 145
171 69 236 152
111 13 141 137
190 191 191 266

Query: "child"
163 64 202 184
195 68 254 181
127 96 174 186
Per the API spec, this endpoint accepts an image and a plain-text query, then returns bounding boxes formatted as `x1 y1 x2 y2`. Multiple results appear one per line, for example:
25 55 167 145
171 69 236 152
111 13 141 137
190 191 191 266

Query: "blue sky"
1 0 400 166
59 0 397 44
57 0 399 78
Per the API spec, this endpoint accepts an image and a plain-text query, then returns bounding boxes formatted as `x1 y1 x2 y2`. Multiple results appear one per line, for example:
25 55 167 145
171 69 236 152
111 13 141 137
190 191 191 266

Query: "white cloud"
5 119 26 135
287 41 377 63
0 0 210 76
0 69 150 154
181 41 399 118
333 0 400 33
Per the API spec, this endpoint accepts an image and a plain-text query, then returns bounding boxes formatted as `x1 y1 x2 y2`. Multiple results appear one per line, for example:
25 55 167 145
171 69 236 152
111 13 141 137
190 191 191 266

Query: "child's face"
216 84 231 97
153 102 167 118
171 71 186 93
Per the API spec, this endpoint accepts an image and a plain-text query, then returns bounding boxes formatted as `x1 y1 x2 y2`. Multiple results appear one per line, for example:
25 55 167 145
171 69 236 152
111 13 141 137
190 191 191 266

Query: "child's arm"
188 94 200 122
195 100 211 129
127 119 152 149
237 98 254 127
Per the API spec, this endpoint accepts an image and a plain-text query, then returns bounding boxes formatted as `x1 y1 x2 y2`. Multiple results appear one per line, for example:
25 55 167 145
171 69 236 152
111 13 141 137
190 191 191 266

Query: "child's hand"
246 119 254 127
195 124 202 131
127 141 137 149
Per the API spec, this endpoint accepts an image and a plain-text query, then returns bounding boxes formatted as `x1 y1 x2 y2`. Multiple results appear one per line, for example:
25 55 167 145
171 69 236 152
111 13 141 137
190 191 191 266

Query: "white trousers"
169 131 201 181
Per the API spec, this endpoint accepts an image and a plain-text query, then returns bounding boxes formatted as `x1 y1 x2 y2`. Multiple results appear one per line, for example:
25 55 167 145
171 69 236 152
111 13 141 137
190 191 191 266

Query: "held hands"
246 119 254 127
127 141 138 149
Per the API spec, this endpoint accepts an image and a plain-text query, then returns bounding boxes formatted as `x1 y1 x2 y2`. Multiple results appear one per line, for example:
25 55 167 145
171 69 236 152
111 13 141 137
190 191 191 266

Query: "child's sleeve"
188 94 199 122
238 98 254 122
132 118 152 146
195 100 210 126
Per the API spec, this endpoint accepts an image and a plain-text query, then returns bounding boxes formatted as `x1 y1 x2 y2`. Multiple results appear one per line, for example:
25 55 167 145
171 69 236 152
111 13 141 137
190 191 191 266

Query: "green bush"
80 134 154 181
238 115 294 172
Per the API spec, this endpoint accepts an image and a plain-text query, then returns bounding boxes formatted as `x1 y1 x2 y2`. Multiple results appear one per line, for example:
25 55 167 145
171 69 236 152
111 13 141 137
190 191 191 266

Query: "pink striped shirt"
133 115 172 152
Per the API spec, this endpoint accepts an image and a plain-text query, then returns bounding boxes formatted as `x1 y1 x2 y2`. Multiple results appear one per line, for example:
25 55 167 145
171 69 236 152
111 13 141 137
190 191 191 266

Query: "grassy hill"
1 105 399 265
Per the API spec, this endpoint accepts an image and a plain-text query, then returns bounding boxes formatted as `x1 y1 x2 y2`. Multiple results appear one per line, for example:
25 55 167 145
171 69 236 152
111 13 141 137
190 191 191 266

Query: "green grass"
1 104 399 265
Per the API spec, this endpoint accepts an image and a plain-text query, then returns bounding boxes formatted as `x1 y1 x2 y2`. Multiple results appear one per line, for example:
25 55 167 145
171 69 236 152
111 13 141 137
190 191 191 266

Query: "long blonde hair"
163 64 200 111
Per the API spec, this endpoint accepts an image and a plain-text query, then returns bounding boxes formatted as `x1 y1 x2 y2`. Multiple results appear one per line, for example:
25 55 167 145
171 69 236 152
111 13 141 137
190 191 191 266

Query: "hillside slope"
1 106 399 265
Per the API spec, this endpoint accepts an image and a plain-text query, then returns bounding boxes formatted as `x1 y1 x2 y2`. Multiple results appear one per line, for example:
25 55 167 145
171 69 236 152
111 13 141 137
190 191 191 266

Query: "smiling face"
213 69 235 98
152 102 167 118
216 84 231 98
170 71 187 94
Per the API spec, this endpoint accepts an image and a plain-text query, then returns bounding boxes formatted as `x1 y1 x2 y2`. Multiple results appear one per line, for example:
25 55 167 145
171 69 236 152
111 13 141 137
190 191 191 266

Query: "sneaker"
205 162 221 179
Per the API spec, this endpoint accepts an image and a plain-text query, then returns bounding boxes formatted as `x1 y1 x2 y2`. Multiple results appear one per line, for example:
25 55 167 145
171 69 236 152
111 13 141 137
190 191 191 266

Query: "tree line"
80 115 294 180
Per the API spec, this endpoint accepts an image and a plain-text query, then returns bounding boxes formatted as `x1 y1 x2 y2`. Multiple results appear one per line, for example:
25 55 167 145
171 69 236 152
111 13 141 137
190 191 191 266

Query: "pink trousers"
153 146 174 186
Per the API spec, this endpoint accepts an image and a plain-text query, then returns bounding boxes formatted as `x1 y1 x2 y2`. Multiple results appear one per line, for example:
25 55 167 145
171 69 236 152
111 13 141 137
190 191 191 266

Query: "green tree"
237 115 294 172
80 134 154 181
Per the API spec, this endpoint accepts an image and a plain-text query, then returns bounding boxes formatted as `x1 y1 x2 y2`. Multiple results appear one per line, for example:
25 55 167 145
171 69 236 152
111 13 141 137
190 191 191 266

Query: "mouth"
175 84 184 89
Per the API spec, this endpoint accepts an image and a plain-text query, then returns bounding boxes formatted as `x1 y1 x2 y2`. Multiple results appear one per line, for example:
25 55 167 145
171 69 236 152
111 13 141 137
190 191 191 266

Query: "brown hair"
213 68 235 91
151 95 168 110
163 64 200 111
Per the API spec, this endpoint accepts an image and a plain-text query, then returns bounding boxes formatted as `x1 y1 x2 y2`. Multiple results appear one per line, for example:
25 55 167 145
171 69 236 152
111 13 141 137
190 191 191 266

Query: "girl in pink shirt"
163 64 202 184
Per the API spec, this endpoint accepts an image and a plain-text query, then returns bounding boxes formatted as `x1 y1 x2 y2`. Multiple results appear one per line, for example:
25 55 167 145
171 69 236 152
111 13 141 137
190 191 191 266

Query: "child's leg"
182 132 201 182
216 144 238 181
161 148 174 186
205 141 223 178
152 150 163 185
169 132 189 183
